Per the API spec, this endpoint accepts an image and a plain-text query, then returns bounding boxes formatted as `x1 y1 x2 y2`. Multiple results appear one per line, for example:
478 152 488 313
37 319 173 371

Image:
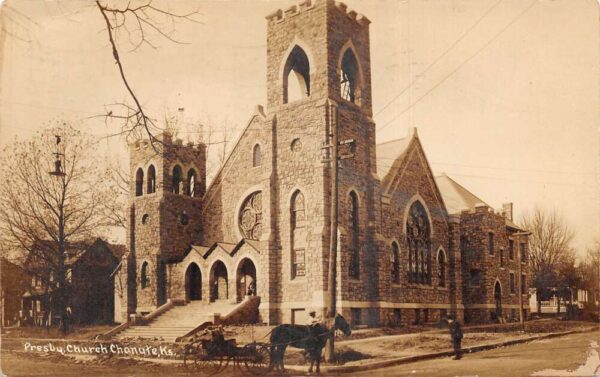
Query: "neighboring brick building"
115 0 529 326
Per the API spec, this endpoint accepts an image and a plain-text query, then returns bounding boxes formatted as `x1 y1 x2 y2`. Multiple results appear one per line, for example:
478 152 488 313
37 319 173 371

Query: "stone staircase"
116 301 237 342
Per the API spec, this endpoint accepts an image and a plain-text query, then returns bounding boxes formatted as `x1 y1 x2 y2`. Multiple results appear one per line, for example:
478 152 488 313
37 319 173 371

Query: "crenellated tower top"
265 0 373 115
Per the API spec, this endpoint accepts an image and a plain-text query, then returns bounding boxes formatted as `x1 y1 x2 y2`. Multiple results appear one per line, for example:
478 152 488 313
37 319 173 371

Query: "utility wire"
377 0 538 132
374 0 504 118
375 161 596 188
375 156 596 176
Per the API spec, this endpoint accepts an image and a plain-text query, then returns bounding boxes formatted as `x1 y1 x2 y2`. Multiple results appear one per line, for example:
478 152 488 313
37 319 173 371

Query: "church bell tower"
263 0 379 322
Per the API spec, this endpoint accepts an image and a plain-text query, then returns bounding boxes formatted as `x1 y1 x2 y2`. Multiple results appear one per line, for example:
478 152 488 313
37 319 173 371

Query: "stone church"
114 0 530 328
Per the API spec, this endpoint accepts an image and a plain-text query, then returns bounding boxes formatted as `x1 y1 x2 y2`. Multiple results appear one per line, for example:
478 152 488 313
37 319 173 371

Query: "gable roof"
376 136 411 182
107 243 127 259
202 105 267 210
176 239 261 263
435 173 522 230
65 239 122 266
434 174 489 215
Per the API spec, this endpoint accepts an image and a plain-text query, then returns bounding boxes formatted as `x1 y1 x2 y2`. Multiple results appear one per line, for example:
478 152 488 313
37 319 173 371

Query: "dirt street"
355 330 600 377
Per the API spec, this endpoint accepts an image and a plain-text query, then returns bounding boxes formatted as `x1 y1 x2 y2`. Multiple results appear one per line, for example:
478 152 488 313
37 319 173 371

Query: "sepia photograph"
0 0 598 376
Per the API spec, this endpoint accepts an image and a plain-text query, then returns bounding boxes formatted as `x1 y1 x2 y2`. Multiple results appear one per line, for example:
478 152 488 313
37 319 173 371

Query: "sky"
0 0 598 256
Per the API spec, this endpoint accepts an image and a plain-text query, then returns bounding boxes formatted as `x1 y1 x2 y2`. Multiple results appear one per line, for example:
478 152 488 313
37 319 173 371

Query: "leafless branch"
0 123 116 332
95 0 201 148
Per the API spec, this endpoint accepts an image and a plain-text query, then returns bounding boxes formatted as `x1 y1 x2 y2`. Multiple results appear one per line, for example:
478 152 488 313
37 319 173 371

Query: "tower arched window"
348 191 360 279
187 169 197 197
283 45 310 104
141 261 149 289
407 201 431 284
135 168 144 196
172 165 182 194
253 144 262 167
340 48 361 104
147 165 156 194
438 249 446 287
291 191 306 278
391 242 400 284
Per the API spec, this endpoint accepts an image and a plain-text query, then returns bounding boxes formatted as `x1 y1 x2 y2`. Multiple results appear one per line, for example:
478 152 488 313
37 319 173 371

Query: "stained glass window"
407 201 431 284
239 191 263 240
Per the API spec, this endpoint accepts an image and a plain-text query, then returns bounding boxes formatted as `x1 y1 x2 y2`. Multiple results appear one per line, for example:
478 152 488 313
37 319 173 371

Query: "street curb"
318 326 599 374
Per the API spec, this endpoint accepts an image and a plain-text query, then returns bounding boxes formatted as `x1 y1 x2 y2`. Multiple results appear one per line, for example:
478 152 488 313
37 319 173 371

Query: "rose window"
239 191 263 240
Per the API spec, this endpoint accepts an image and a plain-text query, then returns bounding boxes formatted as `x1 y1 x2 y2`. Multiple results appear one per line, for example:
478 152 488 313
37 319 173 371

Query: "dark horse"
269 314 351 373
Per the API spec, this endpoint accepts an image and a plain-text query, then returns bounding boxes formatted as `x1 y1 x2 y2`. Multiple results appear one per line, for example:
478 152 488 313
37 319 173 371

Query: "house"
21 239 123 326
0 258 30 327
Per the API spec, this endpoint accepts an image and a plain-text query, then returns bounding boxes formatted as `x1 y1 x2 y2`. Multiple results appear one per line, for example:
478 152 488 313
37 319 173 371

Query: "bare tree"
520 207 575 314
579 242 600 319
555 251 580 317
103 160 129 230
0 124 113 333
185 116 234 181
94 0 201 144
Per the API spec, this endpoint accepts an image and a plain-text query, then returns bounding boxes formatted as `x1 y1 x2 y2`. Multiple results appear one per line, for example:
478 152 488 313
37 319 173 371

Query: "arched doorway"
237 259 257 302
210 261 228 302
185 263 202 301
494 281 502 320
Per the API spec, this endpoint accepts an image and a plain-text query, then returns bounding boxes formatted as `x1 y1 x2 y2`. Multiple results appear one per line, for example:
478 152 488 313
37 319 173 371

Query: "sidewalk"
313 325 599 374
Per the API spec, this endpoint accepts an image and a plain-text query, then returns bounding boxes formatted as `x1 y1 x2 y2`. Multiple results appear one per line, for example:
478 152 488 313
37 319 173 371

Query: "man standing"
447 317 463 360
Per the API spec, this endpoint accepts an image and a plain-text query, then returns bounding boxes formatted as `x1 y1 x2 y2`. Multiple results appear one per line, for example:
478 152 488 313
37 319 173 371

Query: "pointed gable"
377 127 449 236
378 128 446 210
376 136 411 182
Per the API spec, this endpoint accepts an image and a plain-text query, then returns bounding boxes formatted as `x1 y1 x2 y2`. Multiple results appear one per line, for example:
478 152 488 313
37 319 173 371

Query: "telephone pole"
323 103 355 362
325 103 339 362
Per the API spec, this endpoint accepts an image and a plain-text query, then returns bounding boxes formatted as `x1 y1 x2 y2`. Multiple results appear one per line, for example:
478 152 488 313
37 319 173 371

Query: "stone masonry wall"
128 133 206 313
376 137 457 323
460 206 529 323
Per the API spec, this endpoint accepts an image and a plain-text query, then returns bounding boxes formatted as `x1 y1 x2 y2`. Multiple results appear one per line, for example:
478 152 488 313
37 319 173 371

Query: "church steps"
113 300 247 341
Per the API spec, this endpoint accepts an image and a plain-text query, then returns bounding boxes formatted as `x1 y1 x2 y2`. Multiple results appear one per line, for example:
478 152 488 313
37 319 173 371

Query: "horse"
269 313 351 373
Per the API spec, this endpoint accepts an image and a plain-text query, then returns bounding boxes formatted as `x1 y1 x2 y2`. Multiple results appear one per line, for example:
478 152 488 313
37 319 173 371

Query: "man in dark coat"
447 317 463 360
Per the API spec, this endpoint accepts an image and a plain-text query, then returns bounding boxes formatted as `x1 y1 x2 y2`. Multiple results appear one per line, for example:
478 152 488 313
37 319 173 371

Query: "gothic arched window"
438 249 446 287
239 191 263 240
407 201 431 284
172 165 182 194
348 191 360 279
391 242 400 284
340 48 360 104
141 261 149 289
187 169 197 197
135 168 144 196
283 45 310 104
291 191 306 278
147 165 156 194
253 144 262 167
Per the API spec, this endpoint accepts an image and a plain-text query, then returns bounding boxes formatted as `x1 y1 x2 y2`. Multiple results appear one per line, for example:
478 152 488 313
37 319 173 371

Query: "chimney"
502 203 513 221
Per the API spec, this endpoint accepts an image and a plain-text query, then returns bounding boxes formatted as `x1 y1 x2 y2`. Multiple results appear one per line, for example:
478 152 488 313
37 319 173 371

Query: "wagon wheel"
196 352 224 376
243 344 272 375
182 341 201 371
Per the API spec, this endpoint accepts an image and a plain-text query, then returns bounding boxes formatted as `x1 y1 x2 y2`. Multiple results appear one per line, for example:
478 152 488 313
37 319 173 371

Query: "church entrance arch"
185 263 202 301
494 281 502 320
210 261 229 302
236 258 257 302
